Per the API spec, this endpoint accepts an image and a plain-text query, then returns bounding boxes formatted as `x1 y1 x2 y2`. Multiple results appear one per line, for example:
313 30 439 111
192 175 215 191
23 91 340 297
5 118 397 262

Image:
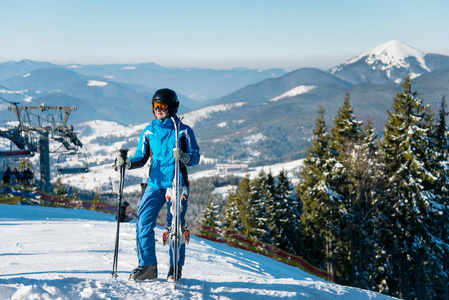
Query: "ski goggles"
152 101 169 111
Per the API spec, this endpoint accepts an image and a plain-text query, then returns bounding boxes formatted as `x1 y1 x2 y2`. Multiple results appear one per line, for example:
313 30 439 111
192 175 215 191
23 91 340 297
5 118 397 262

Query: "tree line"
200 76 449 300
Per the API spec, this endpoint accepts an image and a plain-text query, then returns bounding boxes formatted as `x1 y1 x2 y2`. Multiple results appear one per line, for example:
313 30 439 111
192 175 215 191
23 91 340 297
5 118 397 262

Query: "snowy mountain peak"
330 40 430 84
362 40 427 70
333 40 427 72
364 40 424 61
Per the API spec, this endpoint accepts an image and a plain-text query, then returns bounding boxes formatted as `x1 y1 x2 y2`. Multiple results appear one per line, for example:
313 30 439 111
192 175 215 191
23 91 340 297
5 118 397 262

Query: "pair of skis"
163 117 188 289
111 118 186 289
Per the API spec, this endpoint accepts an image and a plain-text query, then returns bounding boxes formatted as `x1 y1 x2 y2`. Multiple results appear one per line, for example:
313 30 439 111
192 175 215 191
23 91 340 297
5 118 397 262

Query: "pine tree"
272 169 301 255
430 96 449 299
222 173 255 238
221 188 242 233
328 92 364 284
330 92 363 152
251 169 273 243
240 173 259 240
379 75 440 299
201 195 221 228
53 176 69 197
297 105 332 269
344 119 382 289
91 192 101 211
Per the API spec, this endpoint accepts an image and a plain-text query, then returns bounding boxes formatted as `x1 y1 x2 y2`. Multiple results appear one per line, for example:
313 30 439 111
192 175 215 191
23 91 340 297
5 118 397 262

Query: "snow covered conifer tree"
251 169 272 243
201 195 221 229
272 169 301 255
330 92 363 151
379 75 440 299
297 105 332 268
429 96 449 299
222 173 256 239
221 188 243 234
328 92 364 284
343 119 382 289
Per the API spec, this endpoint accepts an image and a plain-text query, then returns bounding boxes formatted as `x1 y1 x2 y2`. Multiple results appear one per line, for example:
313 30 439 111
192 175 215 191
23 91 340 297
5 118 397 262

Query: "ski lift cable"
0 95 15 105
0 84 40 105
0 84 64 127
1 86 75 128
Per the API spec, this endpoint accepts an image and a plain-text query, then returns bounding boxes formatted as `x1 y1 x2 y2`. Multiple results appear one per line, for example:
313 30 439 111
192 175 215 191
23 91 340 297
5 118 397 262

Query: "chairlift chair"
56 152 89 175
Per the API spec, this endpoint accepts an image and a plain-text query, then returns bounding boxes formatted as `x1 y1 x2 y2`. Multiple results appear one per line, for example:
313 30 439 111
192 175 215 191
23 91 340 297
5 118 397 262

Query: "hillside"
0 204 397 299
2 40 449 178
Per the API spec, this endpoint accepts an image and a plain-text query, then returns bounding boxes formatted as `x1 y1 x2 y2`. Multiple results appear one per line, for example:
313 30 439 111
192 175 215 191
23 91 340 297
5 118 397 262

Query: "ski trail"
0 205 397 299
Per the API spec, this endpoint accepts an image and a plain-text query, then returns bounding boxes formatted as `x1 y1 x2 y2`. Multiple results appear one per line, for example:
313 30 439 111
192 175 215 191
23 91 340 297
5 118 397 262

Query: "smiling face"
152 101 170 119
154 107 169 119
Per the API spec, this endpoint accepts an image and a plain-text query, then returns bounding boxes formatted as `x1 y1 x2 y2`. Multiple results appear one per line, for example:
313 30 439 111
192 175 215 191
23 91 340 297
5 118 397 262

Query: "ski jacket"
128 116 200 189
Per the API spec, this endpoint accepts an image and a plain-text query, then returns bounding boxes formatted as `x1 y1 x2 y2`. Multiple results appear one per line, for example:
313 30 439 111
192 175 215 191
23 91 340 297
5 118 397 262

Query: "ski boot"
130 263 157 281
167 265 183 281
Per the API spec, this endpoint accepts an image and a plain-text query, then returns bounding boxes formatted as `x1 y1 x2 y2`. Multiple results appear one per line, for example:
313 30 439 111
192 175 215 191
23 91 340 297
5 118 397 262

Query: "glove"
116 153 131 169
173 148 190 164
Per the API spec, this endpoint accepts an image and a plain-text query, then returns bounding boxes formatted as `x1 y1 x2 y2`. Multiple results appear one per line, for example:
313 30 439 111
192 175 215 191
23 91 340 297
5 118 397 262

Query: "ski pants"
136 186 188 267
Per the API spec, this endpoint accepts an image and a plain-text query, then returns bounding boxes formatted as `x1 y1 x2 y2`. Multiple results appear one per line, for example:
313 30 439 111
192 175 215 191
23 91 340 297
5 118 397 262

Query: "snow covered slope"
0 204 396 299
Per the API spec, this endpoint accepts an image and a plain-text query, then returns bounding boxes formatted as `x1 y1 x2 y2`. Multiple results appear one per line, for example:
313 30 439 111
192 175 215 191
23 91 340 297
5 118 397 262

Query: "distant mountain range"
1 40 449 166
197 40 449 163
0 60 286 124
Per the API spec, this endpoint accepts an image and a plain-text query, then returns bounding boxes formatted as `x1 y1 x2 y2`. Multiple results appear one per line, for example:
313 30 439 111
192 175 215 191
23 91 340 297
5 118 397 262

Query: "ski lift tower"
0 103 82 193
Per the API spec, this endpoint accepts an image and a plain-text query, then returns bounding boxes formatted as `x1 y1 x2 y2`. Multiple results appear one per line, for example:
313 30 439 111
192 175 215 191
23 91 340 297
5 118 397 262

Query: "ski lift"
56 152 89 175
1 152 35 185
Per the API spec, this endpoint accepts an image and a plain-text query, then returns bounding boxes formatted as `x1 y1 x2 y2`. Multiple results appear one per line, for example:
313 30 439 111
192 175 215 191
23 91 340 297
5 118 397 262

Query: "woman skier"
115 88 200 281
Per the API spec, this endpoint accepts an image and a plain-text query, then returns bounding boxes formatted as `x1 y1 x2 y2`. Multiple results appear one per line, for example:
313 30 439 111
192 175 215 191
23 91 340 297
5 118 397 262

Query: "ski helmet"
152 88 179 117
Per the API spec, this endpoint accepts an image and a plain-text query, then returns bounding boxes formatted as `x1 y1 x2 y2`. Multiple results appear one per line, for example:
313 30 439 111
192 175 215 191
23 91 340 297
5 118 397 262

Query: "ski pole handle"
113 148 129 171
119 148 129 162
118 148 128 194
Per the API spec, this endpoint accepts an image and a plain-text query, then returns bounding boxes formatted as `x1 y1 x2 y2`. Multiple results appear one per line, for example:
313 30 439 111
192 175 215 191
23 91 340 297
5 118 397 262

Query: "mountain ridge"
1 40 449 166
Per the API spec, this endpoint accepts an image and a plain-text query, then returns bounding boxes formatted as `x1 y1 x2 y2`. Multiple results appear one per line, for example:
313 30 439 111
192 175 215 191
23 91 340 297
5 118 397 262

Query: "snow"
53 120 148 193
0 90 32 102
270 85 317 102
121 66 136 70
0 204 396 299
0 90 27 95
87 80 108 87
331 40 430 74
181 103 246 128
212 185 237 196
363 40 426 68
3 117 303 194
244 133 267 145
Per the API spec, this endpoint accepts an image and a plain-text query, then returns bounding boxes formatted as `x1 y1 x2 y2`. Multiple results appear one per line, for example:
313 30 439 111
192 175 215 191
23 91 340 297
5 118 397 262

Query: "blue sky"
1 0 448 70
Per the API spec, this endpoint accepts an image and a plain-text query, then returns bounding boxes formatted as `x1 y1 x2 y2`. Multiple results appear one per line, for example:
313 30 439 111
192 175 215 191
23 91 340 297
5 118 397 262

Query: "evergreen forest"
200 76 449 300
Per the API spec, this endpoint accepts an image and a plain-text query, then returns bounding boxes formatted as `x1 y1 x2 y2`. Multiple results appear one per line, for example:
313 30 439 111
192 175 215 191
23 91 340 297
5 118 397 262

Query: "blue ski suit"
128 115 200 267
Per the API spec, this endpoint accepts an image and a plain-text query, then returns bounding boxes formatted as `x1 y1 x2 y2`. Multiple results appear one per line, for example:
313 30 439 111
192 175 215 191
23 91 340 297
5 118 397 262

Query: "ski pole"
111 148 128 278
